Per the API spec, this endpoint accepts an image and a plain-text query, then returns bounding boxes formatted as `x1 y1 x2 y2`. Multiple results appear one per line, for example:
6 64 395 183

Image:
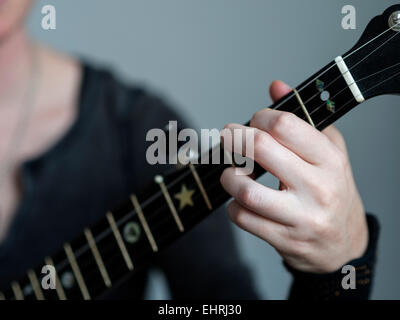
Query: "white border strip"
335 56 365 103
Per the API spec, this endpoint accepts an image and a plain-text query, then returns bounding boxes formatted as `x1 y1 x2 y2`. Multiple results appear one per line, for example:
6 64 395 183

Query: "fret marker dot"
320 90 330 102
154 175 164 184
123 222 141 244
23 285 33 296
61 271 75 289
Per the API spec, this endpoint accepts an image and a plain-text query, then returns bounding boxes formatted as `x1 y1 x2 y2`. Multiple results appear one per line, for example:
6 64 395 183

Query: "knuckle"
334 130 346 145
293 242 310 257
316 188 336 208
306 177 323 196
253 130 268 148
223 123 234 130
328 148 348 172
335 150 348 170
250 109 266 126
284 240 310 258
237 186 254 206
250 112 258 126
237 185 262 208
307 178 338 208
220 167 233 185
329 126 347 147
229 206 247 225
270 112 295 137
310 216 332 238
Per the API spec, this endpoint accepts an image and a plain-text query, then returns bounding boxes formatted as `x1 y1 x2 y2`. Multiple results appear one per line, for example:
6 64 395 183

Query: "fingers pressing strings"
222 123 313 190
221 168 297 226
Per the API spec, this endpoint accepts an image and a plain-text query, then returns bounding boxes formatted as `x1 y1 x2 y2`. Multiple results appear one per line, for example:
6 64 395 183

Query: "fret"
152 166 219 232
91 201 158 289
311 71 359 131
106 212 134 271
64 243 91 300
189 163 213 210
293 89 315 127
155 175 185 232
4 39 377 301
84 229 112 288
44 257 67 300
127 182 188 252
87 210 138 287
272 61 359 131
197 162 232 206
11 281 24 300
2 62 362 301
130 194 159 252
27 270 45 300
20 273 42 300
51 250 85 299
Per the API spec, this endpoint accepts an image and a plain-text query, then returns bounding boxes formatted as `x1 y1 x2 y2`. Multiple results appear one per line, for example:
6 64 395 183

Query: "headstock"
343 5 400 100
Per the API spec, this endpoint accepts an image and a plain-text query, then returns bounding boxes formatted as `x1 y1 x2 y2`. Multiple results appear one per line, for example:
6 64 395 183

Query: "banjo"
1 4 400 300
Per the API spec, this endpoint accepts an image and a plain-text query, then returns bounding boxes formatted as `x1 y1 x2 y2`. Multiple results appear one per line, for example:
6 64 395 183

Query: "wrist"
347 196 369 262
285 214 380 300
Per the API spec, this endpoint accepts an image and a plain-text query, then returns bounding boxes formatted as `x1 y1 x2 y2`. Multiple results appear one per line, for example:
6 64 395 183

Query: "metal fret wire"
9 21 400 299
31 61 398 297
46 24 400 286
64 25 400 270
315 67 400 129
272 21 400 111
277 23 400 117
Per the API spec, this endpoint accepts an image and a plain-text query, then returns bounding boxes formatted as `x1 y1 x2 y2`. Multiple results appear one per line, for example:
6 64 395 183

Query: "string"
308 60 400 119
355 61 400 82
70 22 400 255
47 59 400 295
53 151 228 287
54 147 225 272
21 21 400 295
52 58 400 280
54 163 229 295
272 21 400 110
101 59 400 264
315 67 400 129
52 54 398 280
280 25 400 116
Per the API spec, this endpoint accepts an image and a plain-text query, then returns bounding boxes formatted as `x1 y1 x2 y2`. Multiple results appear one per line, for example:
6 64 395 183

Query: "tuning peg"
389 11 400 32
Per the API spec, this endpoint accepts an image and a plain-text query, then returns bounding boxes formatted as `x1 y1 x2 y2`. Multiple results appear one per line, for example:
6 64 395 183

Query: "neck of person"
0 27 34 106
0 27 82 243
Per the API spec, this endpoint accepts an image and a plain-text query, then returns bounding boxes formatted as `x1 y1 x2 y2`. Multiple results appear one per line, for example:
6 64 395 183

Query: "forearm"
286 214 380 300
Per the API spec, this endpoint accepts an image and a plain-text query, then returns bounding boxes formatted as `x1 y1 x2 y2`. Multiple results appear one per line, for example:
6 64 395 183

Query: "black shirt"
0 64 379 300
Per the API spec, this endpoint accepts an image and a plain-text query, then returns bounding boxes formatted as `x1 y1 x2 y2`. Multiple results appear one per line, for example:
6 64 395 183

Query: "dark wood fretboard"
4 3 400 301
0 56 366 300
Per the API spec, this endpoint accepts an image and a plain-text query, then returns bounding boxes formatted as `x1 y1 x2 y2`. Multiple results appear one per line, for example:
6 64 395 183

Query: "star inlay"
174 184 195 210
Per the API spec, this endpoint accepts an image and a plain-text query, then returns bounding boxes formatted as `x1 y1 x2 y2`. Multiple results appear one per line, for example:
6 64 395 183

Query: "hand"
220 80 369 273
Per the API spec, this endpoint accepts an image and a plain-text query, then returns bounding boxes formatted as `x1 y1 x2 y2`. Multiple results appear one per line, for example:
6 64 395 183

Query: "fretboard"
0 55 365 300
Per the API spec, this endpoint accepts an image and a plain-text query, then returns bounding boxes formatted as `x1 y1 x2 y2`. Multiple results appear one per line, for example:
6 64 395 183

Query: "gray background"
27 0 400 299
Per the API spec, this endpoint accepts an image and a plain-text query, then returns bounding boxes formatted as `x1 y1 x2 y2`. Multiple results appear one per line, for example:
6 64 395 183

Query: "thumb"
269 80 292 102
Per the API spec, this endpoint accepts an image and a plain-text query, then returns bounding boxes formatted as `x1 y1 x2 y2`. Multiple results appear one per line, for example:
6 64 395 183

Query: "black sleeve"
285 214 380 300
120 86 259 299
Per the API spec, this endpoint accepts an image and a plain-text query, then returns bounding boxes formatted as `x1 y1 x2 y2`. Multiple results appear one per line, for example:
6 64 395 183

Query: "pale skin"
220 81 369 273
0 0 80 240
1 1 369 274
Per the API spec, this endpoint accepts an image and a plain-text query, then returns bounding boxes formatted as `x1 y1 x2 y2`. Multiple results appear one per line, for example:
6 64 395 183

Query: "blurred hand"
220 80 368 273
